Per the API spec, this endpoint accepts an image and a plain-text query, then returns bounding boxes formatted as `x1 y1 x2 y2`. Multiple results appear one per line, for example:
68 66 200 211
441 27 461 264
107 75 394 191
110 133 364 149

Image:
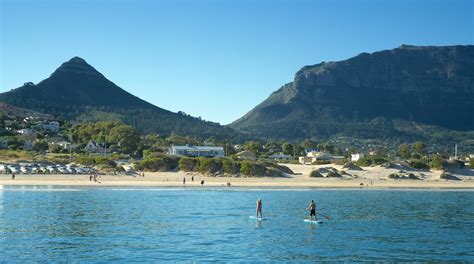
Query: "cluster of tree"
398 142 426 159
132 153 294 177
71 121 140 154
355 156 388 167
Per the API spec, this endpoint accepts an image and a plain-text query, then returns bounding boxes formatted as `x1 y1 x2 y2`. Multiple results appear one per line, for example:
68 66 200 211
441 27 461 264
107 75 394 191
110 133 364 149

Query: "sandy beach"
1 164 473 189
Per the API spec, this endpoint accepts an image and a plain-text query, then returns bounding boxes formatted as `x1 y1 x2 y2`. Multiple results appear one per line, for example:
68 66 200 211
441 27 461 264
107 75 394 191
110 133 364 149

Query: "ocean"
1 186 473 262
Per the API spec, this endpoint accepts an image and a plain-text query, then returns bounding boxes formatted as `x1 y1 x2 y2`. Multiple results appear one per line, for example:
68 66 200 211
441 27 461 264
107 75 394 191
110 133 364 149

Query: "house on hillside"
169 145 225 158
84 140 105 153
235 150 257 161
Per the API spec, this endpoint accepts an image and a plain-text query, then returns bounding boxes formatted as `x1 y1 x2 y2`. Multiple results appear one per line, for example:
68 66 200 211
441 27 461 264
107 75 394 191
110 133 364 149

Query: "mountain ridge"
0 57 242 140
230 44 474 141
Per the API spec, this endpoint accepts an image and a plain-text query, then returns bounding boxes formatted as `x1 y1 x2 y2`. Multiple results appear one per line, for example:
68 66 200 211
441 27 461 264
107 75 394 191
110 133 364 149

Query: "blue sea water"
1 186 473 262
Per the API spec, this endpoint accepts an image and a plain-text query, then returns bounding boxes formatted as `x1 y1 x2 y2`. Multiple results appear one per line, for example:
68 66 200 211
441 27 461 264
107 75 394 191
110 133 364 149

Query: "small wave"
1 185 83 192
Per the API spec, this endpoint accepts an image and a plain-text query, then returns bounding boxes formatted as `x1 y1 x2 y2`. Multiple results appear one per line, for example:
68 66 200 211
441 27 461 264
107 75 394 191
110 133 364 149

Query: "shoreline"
1 175 473 189
1 164 473 189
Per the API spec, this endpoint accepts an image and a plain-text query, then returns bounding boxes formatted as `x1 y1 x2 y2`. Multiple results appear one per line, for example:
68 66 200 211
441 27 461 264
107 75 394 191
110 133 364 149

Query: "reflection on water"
0 187 473 262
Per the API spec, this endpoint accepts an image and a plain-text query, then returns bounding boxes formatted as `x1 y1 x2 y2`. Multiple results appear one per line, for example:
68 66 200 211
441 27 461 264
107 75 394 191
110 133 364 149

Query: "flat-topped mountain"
0 57 240 139
230 45 474 141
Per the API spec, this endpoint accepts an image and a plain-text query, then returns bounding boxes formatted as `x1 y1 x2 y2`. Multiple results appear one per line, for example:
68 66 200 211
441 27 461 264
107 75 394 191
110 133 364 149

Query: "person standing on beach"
256 199 263 218
201 179 204 186
192 176 194 182
306 200 317 221
183 177 186 185
12 173 15 180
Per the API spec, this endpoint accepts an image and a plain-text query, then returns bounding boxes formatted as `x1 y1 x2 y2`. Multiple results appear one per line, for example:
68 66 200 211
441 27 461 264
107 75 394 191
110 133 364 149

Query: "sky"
1 0 473 125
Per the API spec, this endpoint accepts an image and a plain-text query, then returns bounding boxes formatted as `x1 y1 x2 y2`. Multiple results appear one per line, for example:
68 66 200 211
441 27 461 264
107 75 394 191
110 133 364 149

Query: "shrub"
326 171 342 178
409 159 430 170
388 173 400 179
222 159 240 174
309 170 324 177
263 162 293 174
265 167 284 177
198 157 223 174
312 160 331 165
431 156 444 169
75 155 95 166
388 173 419 180
95 157 117 169
440 172 461 181
179 157 199 172
332 158 348 165
138 156 178 172
240 161 267 177
356 156 388 167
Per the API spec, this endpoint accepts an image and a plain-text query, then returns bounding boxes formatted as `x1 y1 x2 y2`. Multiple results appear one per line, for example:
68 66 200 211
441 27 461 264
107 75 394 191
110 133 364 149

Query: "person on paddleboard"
307 200 317 221
256 198 263 218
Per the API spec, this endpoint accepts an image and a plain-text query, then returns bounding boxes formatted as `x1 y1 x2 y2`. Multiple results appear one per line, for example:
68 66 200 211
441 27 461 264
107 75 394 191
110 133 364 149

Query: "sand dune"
1 163 473 189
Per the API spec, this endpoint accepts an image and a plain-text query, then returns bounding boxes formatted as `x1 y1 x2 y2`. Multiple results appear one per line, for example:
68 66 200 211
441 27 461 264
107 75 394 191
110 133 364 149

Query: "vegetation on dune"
355 156 388 167
408 159 430 170
309 170 324 178
136 154 292 177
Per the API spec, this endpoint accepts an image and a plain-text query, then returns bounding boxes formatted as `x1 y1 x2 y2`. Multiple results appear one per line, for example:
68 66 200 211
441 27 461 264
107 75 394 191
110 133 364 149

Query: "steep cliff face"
231 45 474 140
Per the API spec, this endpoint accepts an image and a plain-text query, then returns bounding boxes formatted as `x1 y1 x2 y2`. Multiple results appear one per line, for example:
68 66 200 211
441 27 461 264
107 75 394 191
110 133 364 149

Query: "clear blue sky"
1 0 472 124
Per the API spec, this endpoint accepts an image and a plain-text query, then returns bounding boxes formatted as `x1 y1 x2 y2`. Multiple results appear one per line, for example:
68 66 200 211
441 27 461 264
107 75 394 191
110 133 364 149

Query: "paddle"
317 212 331 220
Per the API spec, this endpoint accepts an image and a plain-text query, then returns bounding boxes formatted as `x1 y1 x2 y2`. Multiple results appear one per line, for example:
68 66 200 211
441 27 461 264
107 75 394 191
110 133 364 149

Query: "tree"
244 141 261 154
399 144 411 159
317 143 334 153
413 141 425 155
431 155 444 169
33 140 49 152
294 145 305 156
282 142 294 155
6 136 23 150
49 144 63 153
264 141 281 153
71 122 140 154
301 139 318 150
108 124 141 154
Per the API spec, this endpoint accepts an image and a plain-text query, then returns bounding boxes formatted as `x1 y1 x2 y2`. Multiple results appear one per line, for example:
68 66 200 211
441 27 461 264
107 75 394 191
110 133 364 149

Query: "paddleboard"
304 219 323 224
249 216 266 221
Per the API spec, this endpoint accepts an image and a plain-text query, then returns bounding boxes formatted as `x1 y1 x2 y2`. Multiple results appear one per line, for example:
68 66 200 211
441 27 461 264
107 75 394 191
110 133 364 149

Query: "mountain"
0 57 240 139
230 45 474 142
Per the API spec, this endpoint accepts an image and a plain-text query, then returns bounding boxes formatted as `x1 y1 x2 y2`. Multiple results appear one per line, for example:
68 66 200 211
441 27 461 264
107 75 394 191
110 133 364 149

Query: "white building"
56 141 76 150
351 153 365 162
169 145 225 158
17 128 34 135
299 151 344 165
